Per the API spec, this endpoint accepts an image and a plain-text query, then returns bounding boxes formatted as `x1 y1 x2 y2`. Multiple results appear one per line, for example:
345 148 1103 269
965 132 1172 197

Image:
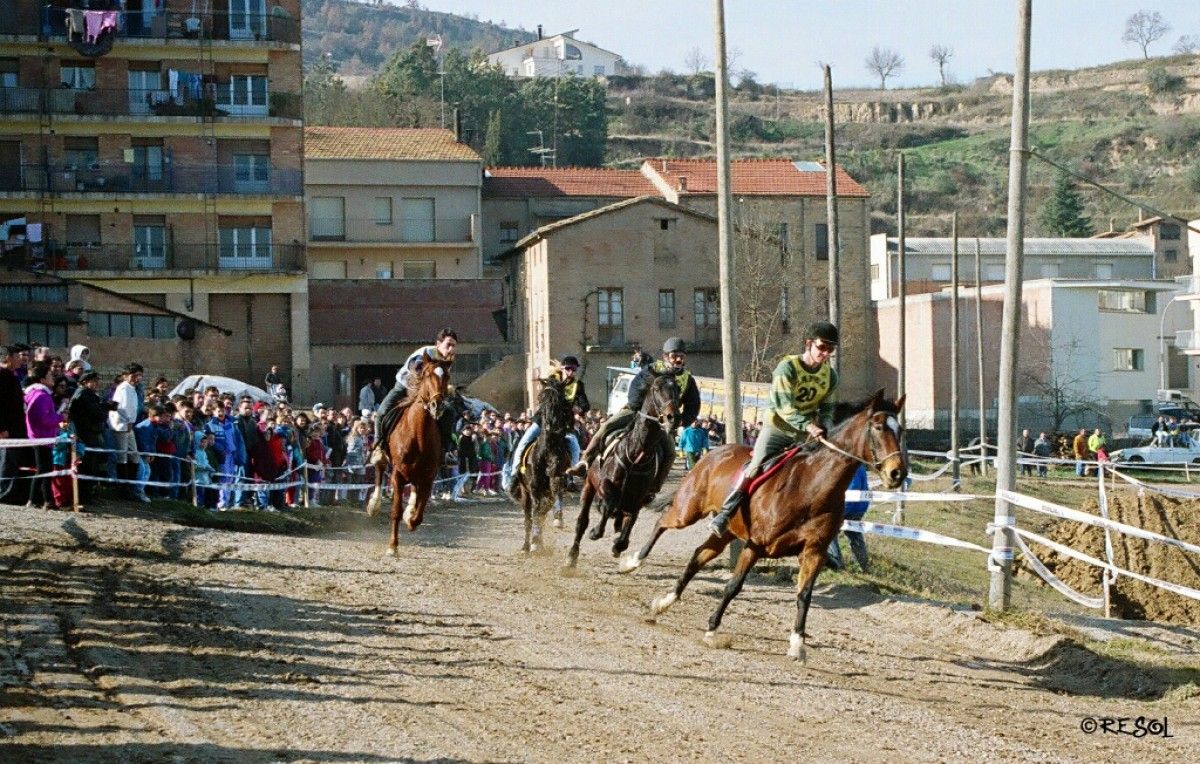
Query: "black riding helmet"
559 355 581 368
661 337 687 373
805 321 839 345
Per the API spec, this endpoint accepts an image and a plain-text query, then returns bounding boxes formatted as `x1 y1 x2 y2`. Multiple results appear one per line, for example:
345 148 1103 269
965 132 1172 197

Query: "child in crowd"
193 430 217 510
50 421 80 509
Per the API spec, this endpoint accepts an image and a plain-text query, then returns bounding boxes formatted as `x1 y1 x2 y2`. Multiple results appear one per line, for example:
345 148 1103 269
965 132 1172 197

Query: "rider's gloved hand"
805 422 826 440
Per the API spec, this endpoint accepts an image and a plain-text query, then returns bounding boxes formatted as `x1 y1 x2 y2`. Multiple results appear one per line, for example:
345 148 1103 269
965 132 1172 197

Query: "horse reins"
816 428 902 472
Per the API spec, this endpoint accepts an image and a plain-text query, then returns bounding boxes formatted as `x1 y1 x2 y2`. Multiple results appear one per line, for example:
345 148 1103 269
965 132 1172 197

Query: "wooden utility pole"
897 152 906 422
823 64 840 370
713 0 741 446
975 237 987 476
990 0 1033 612
950 212 961 491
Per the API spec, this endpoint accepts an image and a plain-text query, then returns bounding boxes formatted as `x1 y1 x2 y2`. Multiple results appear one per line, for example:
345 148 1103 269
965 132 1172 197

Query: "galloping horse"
632 390 907 661
567 372 680 567
508 372 573 554
366 359 451 554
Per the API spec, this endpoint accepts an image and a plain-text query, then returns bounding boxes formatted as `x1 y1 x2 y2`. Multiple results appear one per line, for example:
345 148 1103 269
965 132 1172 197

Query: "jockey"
708 320 840 537
501 355 590 491
372 327 457 462
569 337 700 502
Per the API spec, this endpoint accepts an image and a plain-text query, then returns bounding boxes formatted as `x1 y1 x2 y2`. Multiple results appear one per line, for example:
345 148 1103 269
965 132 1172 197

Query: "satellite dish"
176 318 196 341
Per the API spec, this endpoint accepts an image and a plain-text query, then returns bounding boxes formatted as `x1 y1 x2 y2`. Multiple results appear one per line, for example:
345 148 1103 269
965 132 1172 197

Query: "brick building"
0 1 307 394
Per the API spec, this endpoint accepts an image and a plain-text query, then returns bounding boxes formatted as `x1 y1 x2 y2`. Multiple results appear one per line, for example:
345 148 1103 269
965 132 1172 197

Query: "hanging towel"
65 9 86 40
168 69 180 99
99 11 120 38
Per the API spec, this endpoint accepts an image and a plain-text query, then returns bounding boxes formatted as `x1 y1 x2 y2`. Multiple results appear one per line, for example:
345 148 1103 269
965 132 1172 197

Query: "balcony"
1176 274 1200 299
17 242 304 274
1176 330 1200 355
38 7 300 45
0 86 301 121
8 162 302 197
308 216 477 245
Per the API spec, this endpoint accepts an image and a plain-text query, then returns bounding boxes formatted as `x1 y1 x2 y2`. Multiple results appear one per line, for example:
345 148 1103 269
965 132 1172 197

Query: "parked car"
1111 439 1200 465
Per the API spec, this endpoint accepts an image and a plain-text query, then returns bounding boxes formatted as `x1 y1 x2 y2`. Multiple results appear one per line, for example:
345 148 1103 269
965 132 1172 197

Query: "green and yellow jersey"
768 355 838 436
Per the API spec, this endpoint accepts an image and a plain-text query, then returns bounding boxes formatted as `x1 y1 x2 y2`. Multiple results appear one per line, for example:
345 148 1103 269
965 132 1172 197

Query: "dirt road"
2 497 1197 762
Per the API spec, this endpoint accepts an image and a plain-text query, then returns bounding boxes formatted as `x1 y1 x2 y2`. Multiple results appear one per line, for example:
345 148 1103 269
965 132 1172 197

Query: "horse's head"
641 369 682 432
862 389 908 489
414 359 451 414
536 373 573 432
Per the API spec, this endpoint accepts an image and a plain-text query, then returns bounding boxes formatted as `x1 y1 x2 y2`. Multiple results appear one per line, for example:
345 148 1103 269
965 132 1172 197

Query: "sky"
403 1 1200 91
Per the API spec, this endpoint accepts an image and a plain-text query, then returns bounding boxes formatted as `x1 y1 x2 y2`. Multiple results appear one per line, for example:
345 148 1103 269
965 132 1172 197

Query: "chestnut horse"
567 372 680 567
633 391 907 661
508 372 573 554
366 359 451 554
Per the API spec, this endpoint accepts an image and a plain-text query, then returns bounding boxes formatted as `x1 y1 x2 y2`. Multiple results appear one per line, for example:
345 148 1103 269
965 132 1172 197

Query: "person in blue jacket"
205 404 246 510
827 464 870 572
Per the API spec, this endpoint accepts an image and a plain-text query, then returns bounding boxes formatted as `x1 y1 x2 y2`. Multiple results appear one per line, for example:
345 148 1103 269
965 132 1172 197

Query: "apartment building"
0 1 308 395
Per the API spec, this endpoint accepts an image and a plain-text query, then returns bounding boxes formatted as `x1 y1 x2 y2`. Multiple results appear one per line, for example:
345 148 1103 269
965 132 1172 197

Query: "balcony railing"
38 7 300 45
19 242 303 272
9 162 302 196
1176 330 1200 353
308 216 476 244
0 86 301 120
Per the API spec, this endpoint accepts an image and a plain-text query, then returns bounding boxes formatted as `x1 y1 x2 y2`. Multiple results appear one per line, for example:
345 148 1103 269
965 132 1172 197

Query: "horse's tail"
366 462 385 516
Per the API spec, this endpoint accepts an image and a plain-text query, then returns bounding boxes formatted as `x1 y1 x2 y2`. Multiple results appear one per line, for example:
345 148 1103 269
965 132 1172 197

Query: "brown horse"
632 390 907 661
366 359 451 554
567 372 680 567
508 372 573 554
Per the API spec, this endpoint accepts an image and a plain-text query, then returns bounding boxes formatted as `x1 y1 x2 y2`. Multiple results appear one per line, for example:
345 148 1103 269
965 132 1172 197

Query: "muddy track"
1 499 1197 762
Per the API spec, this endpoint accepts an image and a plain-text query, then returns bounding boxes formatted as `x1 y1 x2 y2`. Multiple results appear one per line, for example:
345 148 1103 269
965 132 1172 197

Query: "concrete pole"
950 212 961 491
823 64 840 371
713 0 741 447
975 237 987 476
989 0 1033 612
897 152 906 425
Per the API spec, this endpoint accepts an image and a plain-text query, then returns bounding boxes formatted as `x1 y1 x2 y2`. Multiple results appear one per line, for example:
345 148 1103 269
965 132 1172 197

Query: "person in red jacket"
304 423 329 507
253 421 290 511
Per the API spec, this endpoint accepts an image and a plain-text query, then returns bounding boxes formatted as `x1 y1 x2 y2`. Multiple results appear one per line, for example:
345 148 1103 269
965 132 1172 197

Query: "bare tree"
865 46 905 90
683 46 709 75
929 44 953 87
1123 10 1171 59
1173 34 1200 55
1020 336 1107 433
734 207 795 382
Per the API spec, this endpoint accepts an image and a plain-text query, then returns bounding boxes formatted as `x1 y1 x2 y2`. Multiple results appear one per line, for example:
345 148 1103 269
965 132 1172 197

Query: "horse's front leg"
789 543 826 662
520 488 534 553
588 477 614 540
529 493 551 554
403 478 433 532
568 478 596 567
611 504 638 557
387 474 405 555
704 543 760 645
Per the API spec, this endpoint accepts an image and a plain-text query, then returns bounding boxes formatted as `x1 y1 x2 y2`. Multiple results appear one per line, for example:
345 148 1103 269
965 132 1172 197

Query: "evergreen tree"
483 110 503 165
1039 173 1093 237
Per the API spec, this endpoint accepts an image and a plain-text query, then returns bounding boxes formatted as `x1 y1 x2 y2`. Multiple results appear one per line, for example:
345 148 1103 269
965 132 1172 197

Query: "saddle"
738 443 807 498
377 397 417 450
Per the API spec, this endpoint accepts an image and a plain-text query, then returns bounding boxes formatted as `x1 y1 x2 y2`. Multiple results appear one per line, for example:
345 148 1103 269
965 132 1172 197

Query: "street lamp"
1159 293 1183 393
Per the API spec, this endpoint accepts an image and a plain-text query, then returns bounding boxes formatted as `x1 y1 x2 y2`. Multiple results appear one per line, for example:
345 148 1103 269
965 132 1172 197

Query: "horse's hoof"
529 543 539 554
617 555 642 574
553 516 563 529
588 527 603 541
649 591 677 615
385 547 397 557
703 631 733 649
787 632 807 663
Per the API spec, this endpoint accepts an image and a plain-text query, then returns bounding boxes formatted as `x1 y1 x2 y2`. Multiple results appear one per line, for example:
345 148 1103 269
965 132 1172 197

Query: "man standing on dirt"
1017 428 1034 477
1072 428 1088 477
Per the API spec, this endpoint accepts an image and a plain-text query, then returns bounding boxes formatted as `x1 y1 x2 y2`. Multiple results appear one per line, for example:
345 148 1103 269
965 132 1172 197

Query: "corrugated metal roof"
889 237 1155 257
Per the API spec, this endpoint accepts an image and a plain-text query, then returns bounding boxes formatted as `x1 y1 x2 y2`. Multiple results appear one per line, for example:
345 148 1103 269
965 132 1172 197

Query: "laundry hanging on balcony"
67 10 118 58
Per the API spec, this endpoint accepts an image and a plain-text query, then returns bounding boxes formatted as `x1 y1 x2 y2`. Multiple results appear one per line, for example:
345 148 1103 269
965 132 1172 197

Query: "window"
233 153 270 191
374 197 393 225
63 137 98 170
403 260 436 279
60 64 95 90
1113 348 1145 372
218 226 271 266
376 261 393 279
593 65 605 76
221 74 268 115
309 196 345 240
88 312 175 340
402 198 435 242
310 260 347 279
1165 248 1178 263
1098 289 1148 313
1160 223 1181 240
65 214 101 246
656 217 676 231
8 321 67 347
815 223 828 260
0 284 68 303
1041 263 1060 278
930 263 952 281
984 264 1005 281
127 68 161 114
870 264 879 281
693 287 720 343
1095 262 1113 279
597 287 624 346
0 58 17 88
658 289 676 328
130 141 164 186
133 223 166 268
499 221 520 243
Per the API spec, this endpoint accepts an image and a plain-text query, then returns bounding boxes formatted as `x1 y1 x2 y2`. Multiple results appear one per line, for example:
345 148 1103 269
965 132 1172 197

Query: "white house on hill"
487 28 624 78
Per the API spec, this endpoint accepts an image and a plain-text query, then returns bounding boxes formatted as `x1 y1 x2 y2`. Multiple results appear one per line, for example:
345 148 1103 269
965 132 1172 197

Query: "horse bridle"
815 413 903 472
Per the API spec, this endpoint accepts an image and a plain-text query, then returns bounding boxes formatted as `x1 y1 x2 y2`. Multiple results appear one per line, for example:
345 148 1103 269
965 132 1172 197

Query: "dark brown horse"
632 390 907 661
567 372 680 567
366 359 451 554
508 372 573 554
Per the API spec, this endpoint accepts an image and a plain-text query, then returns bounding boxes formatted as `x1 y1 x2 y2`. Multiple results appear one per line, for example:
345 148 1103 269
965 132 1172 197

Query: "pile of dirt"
1025 494 1200 625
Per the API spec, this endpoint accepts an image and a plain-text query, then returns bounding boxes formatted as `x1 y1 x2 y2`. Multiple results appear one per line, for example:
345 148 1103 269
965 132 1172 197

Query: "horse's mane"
537 376 572 432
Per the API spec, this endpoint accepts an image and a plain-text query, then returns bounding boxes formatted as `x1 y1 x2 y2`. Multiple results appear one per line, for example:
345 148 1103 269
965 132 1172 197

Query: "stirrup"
369 445 386 466
708 512 730 537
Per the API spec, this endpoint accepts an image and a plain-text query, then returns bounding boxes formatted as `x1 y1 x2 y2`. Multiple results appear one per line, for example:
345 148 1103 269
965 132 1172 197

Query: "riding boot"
707 484 746 536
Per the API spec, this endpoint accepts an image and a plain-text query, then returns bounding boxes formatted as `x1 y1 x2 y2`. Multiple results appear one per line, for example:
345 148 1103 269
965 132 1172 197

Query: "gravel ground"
1 493 1197 763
